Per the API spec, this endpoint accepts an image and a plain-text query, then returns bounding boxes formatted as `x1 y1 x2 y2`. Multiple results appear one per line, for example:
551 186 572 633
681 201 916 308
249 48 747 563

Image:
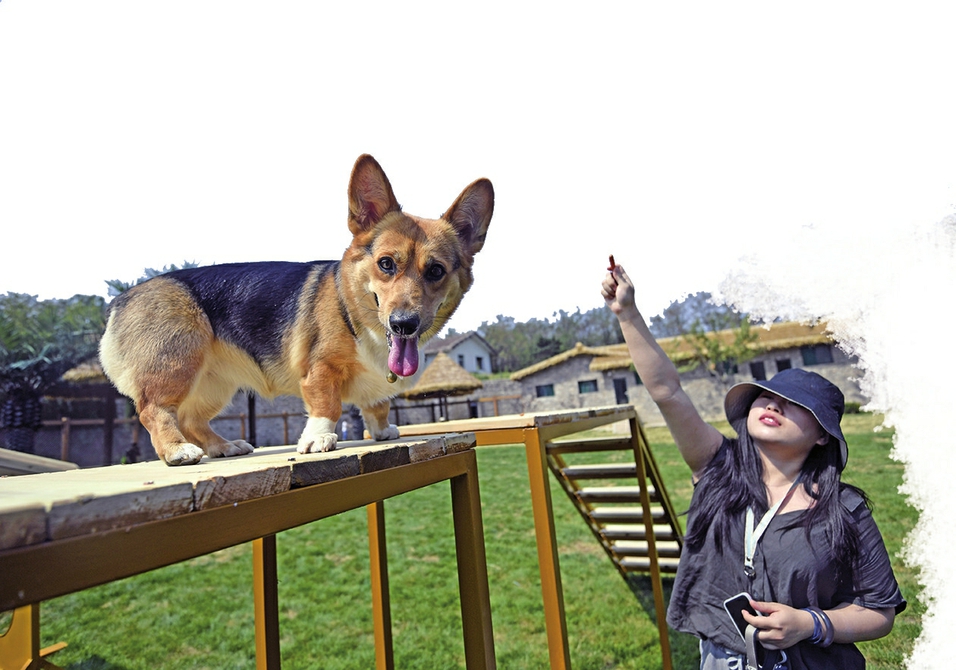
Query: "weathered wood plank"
561 463 638 479
0 447 79 476
136 451 294 510
358 443 411 474
48 483 195 540
0 433 477 551
0 501 46 550
408 437 446 463
589 506 668 523
398 405 636 440
290 453 361 487
0 442 479 609
600 523 681 542
0 467 197 543
610 540 682 558
443 433 476 455
577 486 659 503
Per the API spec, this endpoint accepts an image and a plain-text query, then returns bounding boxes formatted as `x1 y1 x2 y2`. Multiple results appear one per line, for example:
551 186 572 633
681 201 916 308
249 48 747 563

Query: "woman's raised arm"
602 263 724 478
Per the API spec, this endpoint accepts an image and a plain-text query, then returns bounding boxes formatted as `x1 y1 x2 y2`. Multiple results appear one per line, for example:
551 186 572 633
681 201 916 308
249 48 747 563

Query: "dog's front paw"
298 433 337 454
369 423 400 441
297 417 339 454
163 443 205 466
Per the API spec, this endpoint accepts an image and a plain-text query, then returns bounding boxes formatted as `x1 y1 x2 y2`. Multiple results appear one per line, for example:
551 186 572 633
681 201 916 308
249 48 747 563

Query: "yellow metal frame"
630 415 673 667
0 603 65 670
0 449 495 670
399 406 674 670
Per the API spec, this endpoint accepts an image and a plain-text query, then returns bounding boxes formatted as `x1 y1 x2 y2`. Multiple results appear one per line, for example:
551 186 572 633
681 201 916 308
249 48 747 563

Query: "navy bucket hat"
724 368 848 470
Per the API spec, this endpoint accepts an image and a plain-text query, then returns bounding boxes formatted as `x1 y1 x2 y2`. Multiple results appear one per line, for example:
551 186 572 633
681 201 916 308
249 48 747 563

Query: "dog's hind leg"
178 369 254 459
102 278 220 466
138 402 206 466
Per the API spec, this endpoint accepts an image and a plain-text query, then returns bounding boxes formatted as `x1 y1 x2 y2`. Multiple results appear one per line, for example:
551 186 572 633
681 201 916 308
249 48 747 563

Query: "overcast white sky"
3 2 951 330
2 2 955 666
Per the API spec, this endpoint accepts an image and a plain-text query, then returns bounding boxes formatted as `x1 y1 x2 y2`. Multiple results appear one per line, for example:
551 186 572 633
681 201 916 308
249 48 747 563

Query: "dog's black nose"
389 312 420 337
388 312 422 337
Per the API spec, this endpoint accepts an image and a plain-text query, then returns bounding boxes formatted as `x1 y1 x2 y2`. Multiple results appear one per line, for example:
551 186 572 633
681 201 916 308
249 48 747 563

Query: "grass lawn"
9 413 920 669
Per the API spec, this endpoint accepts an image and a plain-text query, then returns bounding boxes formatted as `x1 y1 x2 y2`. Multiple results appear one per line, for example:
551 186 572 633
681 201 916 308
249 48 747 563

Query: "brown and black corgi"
99 154 494 466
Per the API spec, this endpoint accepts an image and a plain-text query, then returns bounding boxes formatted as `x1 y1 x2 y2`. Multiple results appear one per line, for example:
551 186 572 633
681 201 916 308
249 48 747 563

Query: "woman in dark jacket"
601 262 905 669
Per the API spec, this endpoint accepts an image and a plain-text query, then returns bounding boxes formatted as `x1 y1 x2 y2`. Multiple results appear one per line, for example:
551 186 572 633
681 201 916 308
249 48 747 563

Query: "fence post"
60 418 71 462
102 386 117 466
247 392 257 447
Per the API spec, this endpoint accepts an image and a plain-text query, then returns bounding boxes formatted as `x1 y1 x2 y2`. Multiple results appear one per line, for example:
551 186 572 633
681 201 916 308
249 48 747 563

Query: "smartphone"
722 592 761 639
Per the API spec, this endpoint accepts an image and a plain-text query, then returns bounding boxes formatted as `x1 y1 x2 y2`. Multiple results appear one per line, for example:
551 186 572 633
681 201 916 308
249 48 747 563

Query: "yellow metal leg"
253 536 281 670
523 428 572 670
450 452 496 669
367 502 394 670
0 603 65 670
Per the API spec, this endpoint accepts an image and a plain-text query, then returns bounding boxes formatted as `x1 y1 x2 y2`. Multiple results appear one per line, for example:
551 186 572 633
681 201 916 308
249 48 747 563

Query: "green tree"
475 306 624 373
649 291 746 337
647 291 758 383
478 315 556 371
105 260 199 296
0 293 107 452
675 315 759 383
551 307 624 350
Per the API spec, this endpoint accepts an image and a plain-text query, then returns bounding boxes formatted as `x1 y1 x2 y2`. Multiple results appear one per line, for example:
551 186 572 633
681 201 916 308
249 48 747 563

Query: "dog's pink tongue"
388 336 419 377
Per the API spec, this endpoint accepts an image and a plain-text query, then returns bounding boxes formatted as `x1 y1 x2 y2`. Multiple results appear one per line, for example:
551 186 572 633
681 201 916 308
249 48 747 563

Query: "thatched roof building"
512 321 835 379
401 352 483 400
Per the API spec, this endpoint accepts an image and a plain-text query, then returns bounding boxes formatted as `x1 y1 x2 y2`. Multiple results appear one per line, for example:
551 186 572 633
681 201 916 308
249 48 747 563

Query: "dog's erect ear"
348 154 401 235
442 178 494 257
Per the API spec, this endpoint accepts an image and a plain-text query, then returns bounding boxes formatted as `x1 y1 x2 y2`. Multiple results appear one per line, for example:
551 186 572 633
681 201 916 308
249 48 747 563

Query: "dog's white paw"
297 417 339 454
369 423 400 441
164 443 205 466
297 433 337 453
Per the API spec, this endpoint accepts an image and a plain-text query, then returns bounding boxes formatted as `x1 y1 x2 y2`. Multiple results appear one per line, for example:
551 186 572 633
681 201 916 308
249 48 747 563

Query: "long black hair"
684 417 867 579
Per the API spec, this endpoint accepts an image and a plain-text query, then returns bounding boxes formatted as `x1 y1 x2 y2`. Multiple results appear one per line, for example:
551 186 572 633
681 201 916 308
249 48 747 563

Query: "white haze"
720 215 956 668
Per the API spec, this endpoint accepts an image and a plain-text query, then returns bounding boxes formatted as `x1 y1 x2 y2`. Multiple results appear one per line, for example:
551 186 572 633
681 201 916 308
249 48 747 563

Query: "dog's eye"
378 257 396 274
426 264 446 281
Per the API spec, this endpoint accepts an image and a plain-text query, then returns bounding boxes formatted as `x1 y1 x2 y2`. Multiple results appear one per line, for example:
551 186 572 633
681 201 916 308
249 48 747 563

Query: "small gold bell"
386 371 398 383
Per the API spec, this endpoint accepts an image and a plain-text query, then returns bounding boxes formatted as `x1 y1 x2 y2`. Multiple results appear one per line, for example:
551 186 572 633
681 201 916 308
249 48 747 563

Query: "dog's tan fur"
99 155 493 465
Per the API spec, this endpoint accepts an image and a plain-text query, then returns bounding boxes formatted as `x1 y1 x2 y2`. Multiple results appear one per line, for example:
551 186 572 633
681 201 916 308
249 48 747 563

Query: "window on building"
476 356 484 371
536 384 555 397
578 380 598 394
801 344 834 366
458 354 465 367
613 378 629 404
749 361 766 381
776 358 792 372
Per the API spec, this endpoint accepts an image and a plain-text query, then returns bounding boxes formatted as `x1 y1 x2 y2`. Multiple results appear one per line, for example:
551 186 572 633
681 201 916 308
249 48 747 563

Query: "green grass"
10 413 920 669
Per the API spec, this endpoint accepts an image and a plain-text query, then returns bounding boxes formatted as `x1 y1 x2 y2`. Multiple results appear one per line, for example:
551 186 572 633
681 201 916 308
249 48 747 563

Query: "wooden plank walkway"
0 433 495 669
